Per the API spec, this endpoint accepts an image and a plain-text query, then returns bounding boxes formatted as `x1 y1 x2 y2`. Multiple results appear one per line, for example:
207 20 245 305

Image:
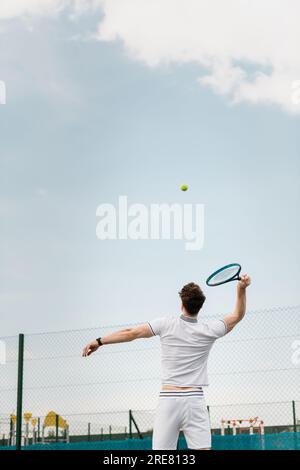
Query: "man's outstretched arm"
223 274 251 333
82 324 153 357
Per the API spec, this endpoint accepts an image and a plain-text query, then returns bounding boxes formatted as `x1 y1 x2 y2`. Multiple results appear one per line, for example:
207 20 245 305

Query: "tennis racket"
206 263 241 287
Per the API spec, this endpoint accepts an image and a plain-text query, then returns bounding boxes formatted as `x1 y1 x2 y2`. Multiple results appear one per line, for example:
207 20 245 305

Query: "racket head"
206 263 241 287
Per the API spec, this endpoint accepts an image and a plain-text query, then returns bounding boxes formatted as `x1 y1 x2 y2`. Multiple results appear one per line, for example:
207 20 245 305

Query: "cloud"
96 0 300 114
0 0 66 19
0 0 100 20
0 0 299 114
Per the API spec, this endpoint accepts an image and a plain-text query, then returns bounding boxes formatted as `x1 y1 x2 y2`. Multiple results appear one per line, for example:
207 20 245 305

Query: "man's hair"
179 282 206 316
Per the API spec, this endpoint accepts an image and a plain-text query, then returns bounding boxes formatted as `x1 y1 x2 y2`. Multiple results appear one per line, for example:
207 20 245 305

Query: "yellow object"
43 411 68 429
180 184 188 191
24 412 32 422
31 418 37 427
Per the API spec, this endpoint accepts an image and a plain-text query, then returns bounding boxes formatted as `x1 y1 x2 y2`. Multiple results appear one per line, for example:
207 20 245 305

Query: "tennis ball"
180 184 188 192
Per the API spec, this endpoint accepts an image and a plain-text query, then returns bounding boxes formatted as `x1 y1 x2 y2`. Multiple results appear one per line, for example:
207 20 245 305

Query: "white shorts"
152 389 211 450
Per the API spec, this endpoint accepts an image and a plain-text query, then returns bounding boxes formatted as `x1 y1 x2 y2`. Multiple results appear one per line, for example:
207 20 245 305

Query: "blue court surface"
1 432 299 451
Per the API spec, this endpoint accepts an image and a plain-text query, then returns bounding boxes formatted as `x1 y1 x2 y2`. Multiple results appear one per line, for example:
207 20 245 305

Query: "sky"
1 1 299 337
0 0 300 428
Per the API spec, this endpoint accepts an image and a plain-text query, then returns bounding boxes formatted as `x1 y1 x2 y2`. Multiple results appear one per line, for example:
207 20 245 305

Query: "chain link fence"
0 306 300 449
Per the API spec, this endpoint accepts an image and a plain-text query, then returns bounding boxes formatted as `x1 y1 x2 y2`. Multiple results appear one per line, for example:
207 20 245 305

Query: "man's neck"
180 313 198 323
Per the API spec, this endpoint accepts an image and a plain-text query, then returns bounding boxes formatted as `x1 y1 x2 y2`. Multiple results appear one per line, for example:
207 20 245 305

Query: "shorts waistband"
159 388 204 398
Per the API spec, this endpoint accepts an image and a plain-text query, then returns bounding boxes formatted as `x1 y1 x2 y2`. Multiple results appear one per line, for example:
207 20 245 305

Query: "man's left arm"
82 324 153 357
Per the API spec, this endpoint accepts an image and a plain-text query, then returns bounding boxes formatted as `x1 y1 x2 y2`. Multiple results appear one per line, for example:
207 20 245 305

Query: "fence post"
129 410 132 439
9 417 13 446
129 409 143 439
55 414 59 442
88 422 91 441
16 334 24 451
292 401 297 433
37 417 40 443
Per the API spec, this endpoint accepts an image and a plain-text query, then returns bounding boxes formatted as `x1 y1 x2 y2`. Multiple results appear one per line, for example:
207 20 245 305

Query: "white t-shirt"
148 314 227 387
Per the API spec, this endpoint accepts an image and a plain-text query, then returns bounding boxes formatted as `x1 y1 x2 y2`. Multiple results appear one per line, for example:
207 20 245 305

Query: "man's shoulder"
198 318 228 338
148 315 178 336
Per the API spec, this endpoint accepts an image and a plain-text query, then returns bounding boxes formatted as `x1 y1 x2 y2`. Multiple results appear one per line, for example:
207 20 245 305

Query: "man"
82 274 251 450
